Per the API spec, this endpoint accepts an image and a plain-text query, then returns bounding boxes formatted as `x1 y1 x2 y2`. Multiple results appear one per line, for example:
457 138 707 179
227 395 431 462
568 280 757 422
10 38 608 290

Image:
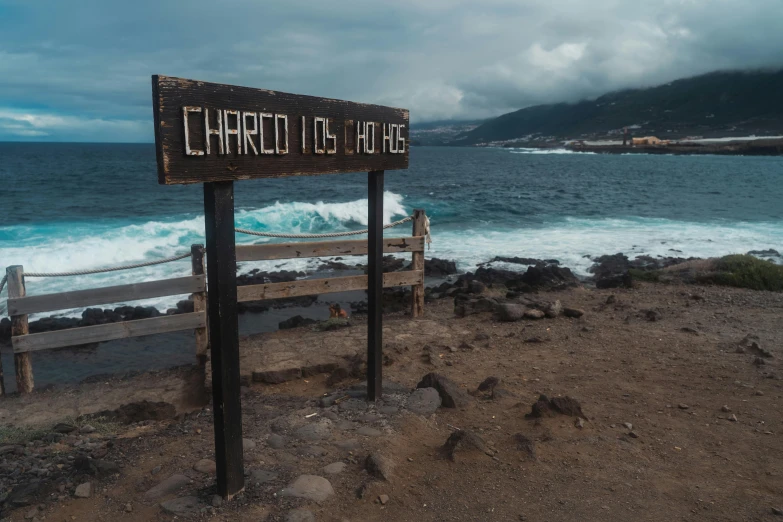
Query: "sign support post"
203 180 244 499
151 74 409 499
367 170 384 401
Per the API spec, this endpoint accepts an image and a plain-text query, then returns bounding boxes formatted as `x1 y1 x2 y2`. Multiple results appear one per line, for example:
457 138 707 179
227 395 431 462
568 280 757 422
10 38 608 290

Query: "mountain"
452 69 783 146
409 119 484 146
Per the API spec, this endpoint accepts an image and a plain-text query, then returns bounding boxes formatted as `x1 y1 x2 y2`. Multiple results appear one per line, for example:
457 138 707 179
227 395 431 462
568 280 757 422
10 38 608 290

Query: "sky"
1 0 782 142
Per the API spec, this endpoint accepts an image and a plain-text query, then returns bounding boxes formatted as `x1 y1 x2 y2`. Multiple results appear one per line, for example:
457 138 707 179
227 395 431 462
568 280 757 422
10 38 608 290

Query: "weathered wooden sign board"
151 75 409 500
152 75 409 184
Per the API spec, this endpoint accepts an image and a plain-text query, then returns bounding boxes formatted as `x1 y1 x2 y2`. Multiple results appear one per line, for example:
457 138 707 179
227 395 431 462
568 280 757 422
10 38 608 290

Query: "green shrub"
628 269 661 283
700 255 783 291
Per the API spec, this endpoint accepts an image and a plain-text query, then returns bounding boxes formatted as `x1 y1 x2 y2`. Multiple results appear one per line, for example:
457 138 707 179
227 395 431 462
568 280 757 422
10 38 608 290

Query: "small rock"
151 465 162 475
514 433 535 459
544 300 562 318
281 475 335 502
575 418 585 429
563 307 585 318
623 422 633 431
772 507 783 516
193 459 216 474
495 303 527 322
211 495 223 508
250 469 279 484
79 425 96 434
678 404 689 410
406 387 442 415
721 405 731 413
160 496 201 517
294 420 333 442
52 423 77 434
440 430 492 461
729 414 738 422
365 452 395 480
628 431 639 439
243 438 257 451
286 509 316 522
74 482 91 498
755 390 765 396
379 494 390 505
524 309 545 320
267 433 287 449
645 310 662 322
323 462 347 474
24 507 38 520
125 503 133 513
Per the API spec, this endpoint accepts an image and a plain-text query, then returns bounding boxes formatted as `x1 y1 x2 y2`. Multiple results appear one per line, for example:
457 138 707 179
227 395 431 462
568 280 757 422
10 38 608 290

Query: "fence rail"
1 210 428 396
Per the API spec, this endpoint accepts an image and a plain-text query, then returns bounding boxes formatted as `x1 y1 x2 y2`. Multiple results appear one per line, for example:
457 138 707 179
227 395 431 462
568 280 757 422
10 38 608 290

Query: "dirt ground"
2 282 783 521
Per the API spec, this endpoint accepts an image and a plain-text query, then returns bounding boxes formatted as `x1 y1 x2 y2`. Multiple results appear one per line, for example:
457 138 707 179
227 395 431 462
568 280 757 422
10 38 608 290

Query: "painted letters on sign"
153 76 409 184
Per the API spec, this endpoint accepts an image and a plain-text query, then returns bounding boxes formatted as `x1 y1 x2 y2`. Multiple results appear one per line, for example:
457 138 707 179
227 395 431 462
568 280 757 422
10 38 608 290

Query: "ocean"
1 143 782 389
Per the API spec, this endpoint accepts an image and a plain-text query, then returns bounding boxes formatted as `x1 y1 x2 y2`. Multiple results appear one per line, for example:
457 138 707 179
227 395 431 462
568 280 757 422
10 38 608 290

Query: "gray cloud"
1 0 781 141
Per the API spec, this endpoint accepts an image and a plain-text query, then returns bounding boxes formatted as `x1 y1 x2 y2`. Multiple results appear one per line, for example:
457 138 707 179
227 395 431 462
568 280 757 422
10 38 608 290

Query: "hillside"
453 69 783 146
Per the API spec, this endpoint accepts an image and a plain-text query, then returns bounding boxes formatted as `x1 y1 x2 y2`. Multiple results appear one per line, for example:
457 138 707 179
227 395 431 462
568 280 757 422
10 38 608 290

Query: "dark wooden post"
191 244 209 367
6 266 33 394
367 170 384 402
411 209 426 317
203 182 244 499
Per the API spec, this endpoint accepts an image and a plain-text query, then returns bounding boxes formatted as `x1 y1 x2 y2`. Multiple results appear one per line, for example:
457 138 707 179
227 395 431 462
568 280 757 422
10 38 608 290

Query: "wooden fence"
1 210 428 395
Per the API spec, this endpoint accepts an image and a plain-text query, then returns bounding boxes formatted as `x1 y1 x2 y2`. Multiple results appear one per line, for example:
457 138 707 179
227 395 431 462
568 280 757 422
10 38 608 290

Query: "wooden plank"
7 276 206 316
236 236 424 262
411 209 427 318
152 75 409 185
367 170 384 402
12 312 206 353
237 270 422 302
7 266 33 393
191 244 208 367
203 181 245 499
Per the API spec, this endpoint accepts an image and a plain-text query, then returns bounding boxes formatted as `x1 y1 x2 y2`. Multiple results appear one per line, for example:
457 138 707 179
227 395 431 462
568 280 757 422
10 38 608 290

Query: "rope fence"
0 215 428 296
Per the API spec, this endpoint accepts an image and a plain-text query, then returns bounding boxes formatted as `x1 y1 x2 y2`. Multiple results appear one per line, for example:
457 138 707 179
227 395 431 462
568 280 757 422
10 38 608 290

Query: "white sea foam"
2 196 782 318
508 148 596 155
0 192 410 317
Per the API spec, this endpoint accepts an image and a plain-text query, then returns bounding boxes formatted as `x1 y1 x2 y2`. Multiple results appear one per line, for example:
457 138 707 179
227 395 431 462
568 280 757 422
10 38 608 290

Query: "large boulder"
425 258 458 277
517 263 579 291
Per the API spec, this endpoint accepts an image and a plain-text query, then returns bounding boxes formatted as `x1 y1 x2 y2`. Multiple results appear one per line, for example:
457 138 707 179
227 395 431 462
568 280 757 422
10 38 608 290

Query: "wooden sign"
152 75 409 185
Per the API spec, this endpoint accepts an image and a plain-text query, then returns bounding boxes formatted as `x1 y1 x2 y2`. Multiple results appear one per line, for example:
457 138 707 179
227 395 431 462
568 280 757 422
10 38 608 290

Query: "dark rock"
748 249 780 258
644 309 662 322
4 481 40 507
477 376 500 395
513 433 536 459
365 453 394 480
52 423 77 434
278 315 317 330
416 373 471 408
454 295 499 317
525 394 585 418
175 299 195 314
88 400 176 424
738 334 773 358
318 260 354 271
488 256 557 266
459 266 521 286
495 303 526 322
563 307 585 318
517 264 579 291
425 258 458 277
439 430 492 461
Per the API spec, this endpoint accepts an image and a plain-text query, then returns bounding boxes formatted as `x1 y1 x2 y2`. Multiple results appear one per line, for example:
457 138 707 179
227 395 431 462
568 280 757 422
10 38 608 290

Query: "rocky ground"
2 275 783 521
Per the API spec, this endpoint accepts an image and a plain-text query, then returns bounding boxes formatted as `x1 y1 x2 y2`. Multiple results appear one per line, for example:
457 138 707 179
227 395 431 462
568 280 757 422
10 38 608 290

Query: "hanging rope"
21 252 193 278
235 216 413 239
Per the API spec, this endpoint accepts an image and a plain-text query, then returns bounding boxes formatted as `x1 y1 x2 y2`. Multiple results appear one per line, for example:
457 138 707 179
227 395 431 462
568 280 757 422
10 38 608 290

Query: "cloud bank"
1 0 781 141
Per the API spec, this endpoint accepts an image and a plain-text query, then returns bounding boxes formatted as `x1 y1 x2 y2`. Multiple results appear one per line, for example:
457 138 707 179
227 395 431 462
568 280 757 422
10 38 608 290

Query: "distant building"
632 136 663 146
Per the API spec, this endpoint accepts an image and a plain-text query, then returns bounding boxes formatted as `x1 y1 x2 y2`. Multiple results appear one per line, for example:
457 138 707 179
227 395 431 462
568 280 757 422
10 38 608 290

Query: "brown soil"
2 282 783 521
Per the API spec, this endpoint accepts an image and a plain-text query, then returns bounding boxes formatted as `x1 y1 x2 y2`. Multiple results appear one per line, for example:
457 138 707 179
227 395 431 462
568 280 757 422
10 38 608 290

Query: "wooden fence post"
191 244 208 367
367 170 384 402
6 266 33 394
411 209 426 317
